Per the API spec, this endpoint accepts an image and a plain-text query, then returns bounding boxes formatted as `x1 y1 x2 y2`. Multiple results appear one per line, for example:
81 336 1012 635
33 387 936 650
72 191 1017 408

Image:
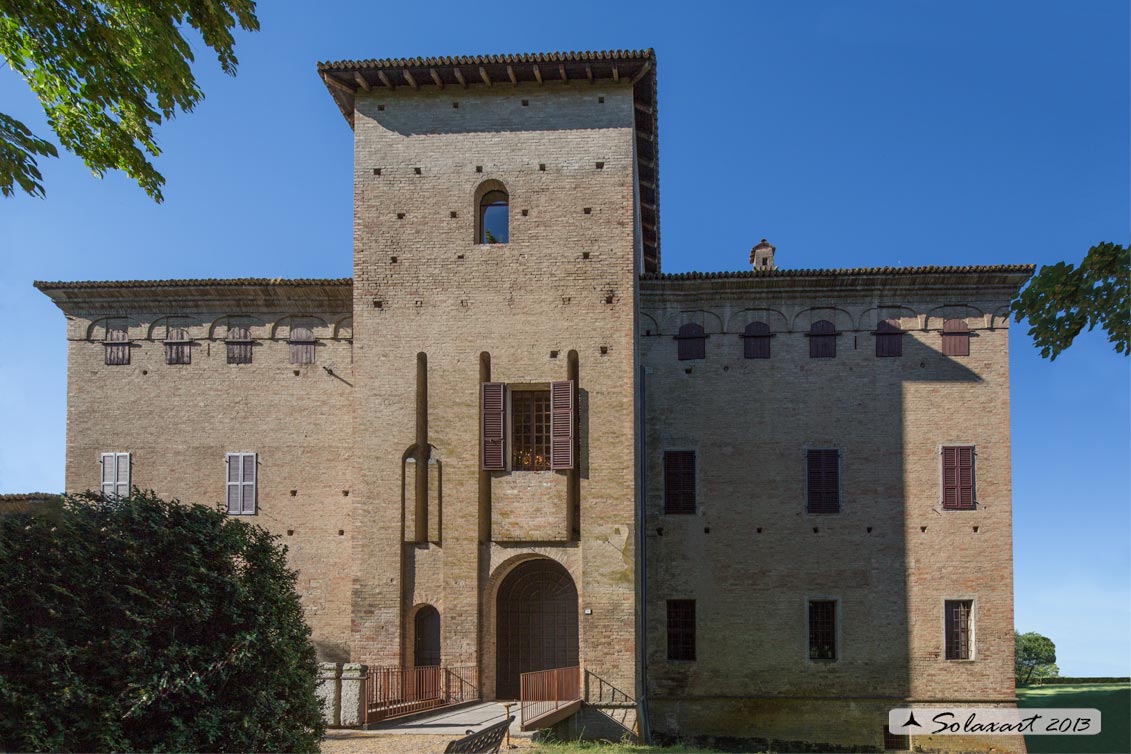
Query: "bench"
443 716 514 754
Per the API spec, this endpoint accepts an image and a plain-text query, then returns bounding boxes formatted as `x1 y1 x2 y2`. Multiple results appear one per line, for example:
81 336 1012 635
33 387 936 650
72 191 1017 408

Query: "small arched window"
809 320 837 359
289 325 316 365
875 319 903 358
743 322 772 359
165 324 192 365
478 188 509 244
675 323 706 361
226 325 253 365
942 319 971 357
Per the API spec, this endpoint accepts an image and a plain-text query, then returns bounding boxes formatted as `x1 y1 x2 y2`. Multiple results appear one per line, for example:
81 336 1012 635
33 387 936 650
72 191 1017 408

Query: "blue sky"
0 1 1127 675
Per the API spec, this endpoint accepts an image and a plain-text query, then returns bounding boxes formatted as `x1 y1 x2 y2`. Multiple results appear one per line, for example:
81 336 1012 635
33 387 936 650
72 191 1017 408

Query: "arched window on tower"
742 322 772 359
478 187 509 244
875 319 903 357
675 323 706 361
809 320 837 358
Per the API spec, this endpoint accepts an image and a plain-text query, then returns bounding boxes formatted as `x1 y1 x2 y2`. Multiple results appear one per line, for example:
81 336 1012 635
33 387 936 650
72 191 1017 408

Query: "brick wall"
639 271 1025 752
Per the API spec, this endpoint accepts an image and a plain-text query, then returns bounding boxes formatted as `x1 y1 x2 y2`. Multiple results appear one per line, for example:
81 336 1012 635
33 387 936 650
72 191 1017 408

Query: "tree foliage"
1012 242 1130 361
1015 631 1058 687
0 490 324 752
0 0 259 200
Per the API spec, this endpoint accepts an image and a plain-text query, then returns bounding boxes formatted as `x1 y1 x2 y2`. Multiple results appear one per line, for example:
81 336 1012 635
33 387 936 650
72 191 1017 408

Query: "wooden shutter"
480 382 506 470
875 319 903 357
663 451 696 514
101 453 115 497
226 453 241 513
676 323 706 361
102 452 129 498
942 446 975 509
743 322 771 359
942 319 971 356
807 449 840 513
550 380 575 470
809 320 837 358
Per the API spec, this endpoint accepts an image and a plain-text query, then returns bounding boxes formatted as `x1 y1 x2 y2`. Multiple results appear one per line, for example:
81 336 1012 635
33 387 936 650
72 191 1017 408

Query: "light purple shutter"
101 453 115 497
115 453 130 498
241 453 257 514
226 453 241 513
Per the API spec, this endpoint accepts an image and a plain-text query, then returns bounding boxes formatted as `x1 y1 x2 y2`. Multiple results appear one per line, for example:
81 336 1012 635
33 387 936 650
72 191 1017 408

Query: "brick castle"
36 50 1033 752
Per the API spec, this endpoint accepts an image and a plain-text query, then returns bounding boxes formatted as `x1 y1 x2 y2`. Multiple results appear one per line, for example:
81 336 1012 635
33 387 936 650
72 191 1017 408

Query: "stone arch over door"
494 558 579 699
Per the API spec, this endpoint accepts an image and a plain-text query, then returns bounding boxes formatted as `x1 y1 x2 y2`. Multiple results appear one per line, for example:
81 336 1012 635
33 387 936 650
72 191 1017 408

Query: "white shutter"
240 453 257 514
115 453 130 498
226 453 241 513
101 453 115 497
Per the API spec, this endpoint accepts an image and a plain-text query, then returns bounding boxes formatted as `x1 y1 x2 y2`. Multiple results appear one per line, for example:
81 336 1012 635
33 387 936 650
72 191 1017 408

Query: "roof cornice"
34 278 353 313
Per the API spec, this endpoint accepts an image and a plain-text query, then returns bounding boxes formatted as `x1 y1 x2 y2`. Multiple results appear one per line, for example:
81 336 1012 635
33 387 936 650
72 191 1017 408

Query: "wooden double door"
495 559 579 699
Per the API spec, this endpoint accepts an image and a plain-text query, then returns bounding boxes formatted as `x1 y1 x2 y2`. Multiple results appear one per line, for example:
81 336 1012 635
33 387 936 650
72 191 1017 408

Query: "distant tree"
0 490 324 752
1012 242 1130 360
1016 631 1058 686
0 0 259 200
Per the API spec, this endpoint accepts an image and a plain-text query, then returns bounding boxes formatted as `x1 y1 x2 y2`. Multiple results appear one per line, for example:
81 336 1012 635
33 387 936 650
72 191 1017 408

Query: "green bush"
0 491 324 752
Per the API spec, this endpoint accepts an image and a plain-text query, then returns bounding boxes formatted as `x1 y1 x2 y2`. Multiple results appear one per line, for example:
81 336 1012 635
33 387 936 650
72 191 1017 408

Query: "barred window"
884 725 911 751
808 599 837 660
945 600 973 660
666 599 696 661
226 325 253 365
511 389 550 470
104 322 130 365
289 326 316 365
165 326 191 365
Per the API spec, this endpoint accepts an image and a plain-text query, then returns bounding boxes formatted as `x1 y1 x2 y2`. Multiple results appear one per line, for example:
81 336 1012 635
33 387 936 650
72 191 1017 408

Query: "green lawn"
1017 683 1130 754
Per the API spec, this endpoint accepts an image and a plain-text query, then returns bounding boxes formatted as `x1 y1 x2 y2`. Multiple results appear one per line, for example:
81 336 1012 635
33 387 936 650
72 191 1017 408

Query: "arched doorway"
495 559 578 699
413 605 441 667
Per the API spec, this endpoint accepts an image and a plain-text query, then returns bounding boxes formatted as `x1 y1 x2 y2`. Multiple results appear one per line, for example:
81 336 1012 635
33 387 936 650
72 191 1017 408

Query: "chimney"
750 238 777 271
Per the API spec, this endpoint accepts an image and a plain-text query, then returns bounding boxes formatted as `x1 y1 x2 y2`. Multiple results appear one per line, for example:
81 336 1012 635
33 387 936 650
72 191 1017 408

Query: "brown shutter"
807 449 840 513
481 382 506 470
958 446 975 508
550 380 575 470
676 323 706 361
942 447 958 507
743 322 771 359
942 319 971 356
809 320 837 358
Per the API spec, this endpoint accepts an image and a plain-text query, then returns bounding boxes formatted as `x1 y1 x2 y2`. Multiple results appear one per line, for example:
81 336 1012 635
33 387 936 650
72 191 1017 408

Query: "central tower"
318 51 657 725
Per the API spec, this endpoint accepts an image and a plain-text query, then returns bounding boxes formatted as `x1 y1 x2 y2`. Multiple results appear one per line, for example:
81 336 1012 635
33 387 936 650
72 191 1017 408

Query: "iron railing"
365 665 478 724
519 666 580 727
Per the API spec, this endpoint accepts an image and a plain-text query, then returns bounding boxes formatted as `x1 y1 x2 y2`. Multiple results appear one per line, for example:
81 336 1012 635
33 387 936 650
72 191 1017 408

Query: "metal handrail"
519 666 580 727
365 665 479 724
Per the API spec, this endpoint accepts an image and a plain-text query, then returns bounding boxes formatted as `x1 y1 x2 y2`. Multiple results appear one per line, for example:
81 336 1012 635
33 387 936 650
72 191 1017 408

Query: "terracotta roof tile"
317 49 654 71
641 264 1035 281
34 278 352 290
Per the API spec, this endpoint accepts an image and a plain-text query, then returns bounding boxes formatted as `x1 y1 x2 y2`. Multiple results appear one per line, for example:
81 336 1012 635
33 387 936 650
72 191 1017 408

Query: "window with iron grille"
941 446 976 509
666 599 696 661
289 326 316 365
512 389 551 471
226 452 257 515
808 599 837 660
100 452 130 499
675 323 706 360
104 322 130 365
875 319 903 357
884 725 911 751
945 600 973 660
809 320 837 358
165 325 192 365
663 450 696 514
743 321 772 359
807 449 840 513
942 319 971 356
226 325 253 364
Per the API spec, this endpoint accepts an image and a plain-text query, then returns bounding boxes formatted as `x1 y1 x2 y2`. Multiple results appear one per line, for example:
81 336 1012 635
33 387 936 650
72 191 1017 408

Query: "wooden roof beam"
585 63 594 83
429 68 445 89
453 67 467 88
322 73 355 94
533 64 543 85
376 70 395 89
612 64 620 82
507 65 517 86
559 63 569 84
402 69 418 89
634 100 653 115
352 72 371 92
479 66 492 86
631 59 653 84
